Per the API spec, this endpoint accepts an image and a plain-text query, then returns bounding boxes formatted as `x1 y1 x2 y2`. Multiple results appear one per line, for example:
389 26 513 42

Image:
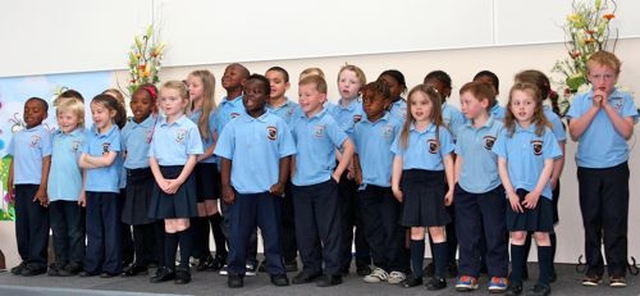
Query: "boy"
473 70 505 121
215 74 295 288
290 75 355 287
7 97 52 276
566 50 638 288
454 81 508 293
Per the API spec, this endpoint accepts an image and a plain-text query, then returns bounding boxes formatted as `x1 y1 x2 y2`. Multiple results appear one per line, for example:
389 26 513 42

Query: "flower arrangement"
127 25 165 96
1 156 15 221
552 0 617 115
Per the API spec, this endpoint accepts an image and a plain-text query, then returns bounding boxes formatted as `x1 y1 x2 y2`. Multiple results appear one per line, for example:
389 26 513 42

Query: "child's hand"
221 184 235 205
7 187 15 203
507 191 524 213
164 179 182 195
522 190 540 209
157 178 172 194
392 186 403 202
34 188 49 207
444 189 454 206
78 193 86 207
331 173 341 184
270 182 285 197
592 87 607 108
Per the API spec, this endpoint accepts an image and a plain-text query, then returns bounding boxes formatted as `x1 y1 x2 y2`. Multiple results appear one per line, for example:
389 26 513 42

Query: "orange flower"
585 29 595 35
603 13 615 20
584 37 595 44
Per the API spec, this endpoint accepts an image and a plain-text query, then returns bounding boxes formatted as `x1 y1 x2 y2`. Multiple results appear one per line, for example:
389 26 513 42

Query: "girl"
48 95 86 277
78 94 127 277
148 81 203 285
391 85 455 291
378 69 408 120
514 70 567 283
492 82 561 296
186 70 227 272
120 84 161 277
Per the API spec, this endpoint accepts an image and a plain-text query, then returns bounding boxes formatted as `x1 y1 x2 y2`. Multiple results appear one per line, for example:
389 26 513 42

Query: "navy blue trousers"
85 191 122 275
49 200 85 266
14 185 49 268
338 174 370 272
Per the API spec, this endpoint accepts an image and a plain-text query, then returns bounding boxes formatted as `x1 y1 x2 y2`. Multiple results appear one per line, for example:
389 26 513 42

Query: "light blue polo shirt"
215 95 246 135
148 115 203 166
442 102 467 141
291 108 348 186
122 115 156 169
82 124 122 193
492 124 562 200
543 105 566 143
267 98 301 125
353 112 403 187
214 112 296 194
391 123 455 171
327 97 364 138
490 103 506 122
7 124 52 185
389 97 407 121
48 128 84 201
566 89 638 168
188 110 218 164
455 116 503 193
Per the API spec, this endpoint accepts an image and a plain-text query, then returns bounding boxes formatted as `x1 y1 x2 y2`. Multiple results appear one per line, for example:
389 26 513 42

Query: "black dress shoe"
79 270 98 277
210 254 226 271
506 281 523 295
122 263 148 277
425 277 447 291
528 283 551 296
228 275 244 288
174 268 191 284
99 272 118 278
401 274 423 288
21 264 47 277
11 262 27 275
196 254 214 271
292 271 321 284
316 275 342 287
271 274 290 286
150 267 176 283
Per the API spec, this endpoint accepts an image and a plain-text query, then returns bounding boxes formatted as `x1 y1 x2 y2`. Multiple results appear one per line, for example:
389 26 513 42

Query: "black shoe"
271 274 290 286
122 263 149 277
446 262 458 278
292 271 321 284
424 262 434 277
150 267 176 283
47 262 65 277
228 275 244 288
549 269 557 283
63 262 83 276
527 283 551 296
174 268 191 284
356 265 372 277
316 274 342 287
425 277 447 291
196 254 214 271
11 262 27 275
506 281 523 295
401 274 423 288
284 259 298 272
99 272 118 278
210 254 226 271
79 270 98 277
21 264 47 277
523 268 529 281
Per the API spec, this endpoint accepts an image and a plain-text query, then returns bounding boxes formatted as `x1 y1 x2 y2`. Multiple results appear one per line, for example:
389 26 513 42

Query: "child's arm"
568 98 601 141
352 154 363 185
34 155 51 207
219 157 234 204
602 101 635 140
78 170 87 207
391 155 403 202
164 155 198 194
498 157 523 213
290 156 296 180
7 158 14 202
79 151 118 169
332 138 355 182
443 153 455 206
271 156 292 197
550 142 565 190
149 156 169 194
453 154 463 185
522 158 554 210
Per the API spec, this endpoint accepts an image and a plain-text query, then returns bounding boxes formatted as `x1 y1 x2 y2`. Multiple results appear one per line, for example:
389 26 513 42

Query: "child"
473 70 505 121
78 94 127 278
353 80 407 285
186 70 227 272
298 67 325 81
148 81 203 284
47 95 86 277
515 70 567 283
120 84 161 277
493 82 561 296
214 74 296 288
265 66 300 272
378 69 408 120
53 89 85 105
328 64 371 276
453 81 508 293
566 51 637 288
7 97 52 276
391 85 455 291
290 75 354 287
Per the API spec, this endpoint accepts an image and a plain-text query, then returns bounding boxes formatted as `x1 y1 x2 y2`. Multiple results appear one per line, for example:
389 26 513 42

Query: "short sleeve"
187 125 204 155
213 123 234 160
278 121 297 158
491 129 508 159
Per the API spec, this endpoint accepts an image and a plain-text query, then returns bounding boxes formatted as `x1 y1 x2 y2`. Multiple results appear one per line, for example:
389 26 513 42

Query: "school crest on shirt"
382 125 394 139
29 135 41 148
427 139 440 154
353 114 362 124
610 97 624 111
71 140 81 152
102 142 111 155
230 112 241 119
314 125 326 138
483 135 496 150
175 128 187 144
531 140 543 156
266 126 278 141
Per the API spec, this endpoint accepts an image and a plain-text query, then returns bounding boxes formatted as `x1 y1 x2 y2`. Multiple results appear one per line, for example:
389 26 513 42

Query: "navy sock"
550 233 557 265
209 213 227 257
537 245 553 285
165 232 178 270
510 244 525 283
410 239 425 277
178 227 194 269
433 241 448 278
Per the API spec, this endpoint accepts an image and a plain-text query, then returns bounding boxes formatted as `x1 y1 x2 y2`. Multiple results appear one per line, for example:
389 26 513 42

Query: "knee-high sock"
433 241 448 278
178 227 194 269
537 246 552 286
209 213 227 257
165 232 178 269
410 239 425 277
510 244 526 283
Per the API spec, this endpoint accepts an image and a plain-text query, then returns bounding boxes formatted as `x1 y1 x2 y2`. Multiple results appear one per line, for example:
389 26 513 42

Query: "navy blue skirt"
400 169 451 227
506 189 553 232
194 162 220 202
148 165 198 219
122 168 155 225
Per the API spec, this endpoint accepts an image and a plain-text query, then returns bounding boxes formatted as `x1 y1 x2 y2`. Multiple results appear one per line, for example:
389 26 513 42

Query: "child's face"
130 90 154 123
588 64 618 95
409 91 433 123
460 91 488 121
338 69 362 100
424 78 450 100
509 89 536 126
159 87 188 118
362 92 390 122
298 83 326 117
380 74 403 99
57 110 80 134
23 100 48 129
266 70 290 101
242 79 268 117
90 102 115 131
187 74 205 102
222 65 246 91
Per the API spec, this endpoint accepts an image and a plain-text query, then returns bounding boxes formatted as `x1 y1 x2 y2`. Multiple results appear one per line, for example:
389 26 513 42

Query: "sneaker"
581 274 602 287
488 277 509 293
245 263 257 276
527 283 550 296
455 275 479 291
425 277 447 291
609 276 627 288
218 265 228 276
363 267 388 283
387 271 406 285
